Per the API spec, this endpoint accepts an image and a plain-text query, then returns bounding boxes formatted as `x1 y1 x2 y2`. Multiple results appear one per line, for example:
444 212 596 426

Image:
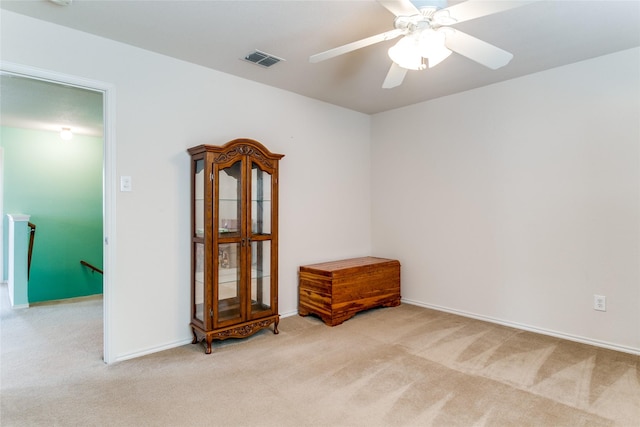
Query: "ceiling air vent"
243 50 284 68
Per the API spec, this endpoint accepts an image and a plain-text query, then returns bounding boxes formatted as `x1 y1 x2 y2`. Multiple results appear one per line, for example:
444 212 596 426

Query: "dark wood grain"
298 257 401 326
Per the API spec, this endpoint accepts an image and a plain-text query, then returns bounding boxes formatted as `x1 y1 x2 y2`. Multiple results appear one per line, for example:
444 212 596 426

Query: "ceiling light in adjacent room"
60 127 73 140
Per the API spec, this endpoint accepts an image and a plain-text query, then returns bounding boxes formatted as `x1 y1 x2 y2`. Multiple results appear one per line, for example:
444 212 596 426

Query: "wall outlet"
594 294 606 312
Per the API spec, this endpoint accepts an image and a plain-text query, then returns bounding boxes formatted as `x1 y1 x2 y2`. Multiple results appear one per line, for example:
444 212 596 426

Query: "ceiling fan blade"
382 63 408 89
377 0 421 17
309 29 404 63
444 29 513 69
442 0 538 24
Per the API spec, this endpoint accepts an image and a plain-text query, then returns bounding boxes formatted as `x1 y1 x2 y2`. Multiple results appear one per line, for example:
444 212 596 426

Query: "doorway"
0 62 115 363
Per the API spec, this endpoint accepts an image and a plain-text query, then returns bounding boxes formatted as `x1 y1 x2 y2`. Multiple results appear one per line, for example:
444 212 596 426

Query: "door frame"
0 61 116 364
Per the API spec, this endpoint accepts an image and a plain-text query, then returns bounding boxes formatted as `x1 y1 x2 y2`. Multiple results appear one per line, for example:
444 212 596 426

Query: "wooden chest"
298 257 401 326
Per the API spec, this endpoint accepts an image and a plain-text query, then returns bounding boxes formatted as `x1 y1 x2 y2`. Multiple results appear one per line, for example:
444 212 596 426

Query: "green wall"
2 126 103 302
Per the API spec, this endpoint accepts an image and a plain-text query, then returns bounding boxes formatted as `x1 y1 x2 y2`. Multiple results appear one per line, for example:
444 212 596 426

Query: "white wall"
1 10 372 360
3 8 638 358
371 48 640 353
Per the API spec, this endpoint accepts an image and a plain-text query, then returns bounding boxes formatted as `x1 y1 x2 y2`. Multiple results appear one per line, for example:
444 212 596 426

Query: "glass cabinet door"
218 162 242 237
251 164 271 235
250 162 273 316
217 161 242 324
250 240 271 315
193 159 205 323
217 242 241 322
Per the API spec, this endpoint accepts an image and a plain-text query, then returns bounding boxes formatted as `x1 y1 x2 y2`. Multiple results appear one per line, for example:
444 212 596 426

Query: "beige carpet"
1 284 639 427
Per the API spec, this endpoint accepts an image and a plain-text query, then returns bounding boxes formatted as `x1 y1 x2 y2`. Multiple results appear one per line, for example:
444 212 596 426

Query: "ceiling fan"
309 0 534 89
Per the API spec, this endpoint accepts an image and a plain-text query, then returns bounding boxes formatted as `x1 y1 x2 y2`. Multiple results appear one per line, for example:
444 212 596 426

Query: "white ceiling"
1 0 639 135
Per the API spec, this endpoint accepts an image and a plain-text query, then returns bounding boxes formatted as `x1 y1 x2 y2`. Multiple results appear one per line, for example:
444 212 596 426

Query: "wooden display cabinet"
188 139 284 354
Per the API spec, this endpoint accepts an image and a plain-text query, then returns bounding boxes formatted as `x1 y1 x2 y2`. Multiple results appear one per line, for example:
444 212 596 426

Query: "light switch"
120 176 132 192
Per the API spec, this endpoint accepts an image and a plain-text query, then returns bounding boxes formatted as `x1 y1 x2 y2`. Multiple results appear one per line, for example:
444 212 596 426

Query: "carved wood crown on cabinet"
188 139 284 354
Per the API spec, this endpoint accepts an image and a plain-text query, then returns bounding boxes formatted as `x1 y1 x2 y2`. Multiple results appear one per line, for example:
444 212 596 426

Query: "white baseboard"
280 309 298 318
402 298 640 356
115 313 297 362
30 294 102 306
116 302 639 362
115 338 194 363
10 303 29 309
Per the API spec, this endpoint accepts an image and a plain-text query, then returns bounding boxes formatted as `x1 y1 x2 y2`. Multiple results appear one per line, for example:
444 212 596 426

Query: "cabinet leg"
205 337 213 354
273 317 279 334
191 327 198 344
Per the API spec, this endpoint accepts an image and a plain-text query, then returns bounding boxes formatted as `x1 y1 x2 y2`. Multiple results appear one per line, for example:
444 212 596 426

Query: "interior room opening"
0 70 107 359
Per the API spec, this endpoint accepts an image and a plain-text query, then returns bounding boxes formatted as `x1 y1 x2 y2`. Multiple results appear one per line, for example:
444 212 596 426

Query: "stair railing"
27 222 36 279
80 260 103 275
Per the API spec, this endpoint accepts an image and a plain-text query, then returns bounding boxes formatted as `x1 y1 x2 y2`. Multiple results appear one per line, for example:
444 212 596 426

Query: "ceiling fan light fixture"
310 0 527 89
419 29 445 54
427 47 452 68
388 37 426 70
419 29 451 67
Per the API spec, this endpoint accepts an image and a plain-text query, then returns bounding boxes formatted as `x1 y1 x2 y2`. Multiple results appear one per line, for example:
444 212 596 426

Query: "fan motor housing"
394 14 433 33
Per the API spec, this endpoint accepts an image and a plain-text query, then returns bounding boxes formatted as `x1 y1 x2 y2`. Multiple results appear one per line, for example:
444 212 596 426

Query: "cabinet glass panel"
218 242 241 322
251 240 271 314
219 162 241 237
194 159 205 238
251 164 271 235
194 242 205 322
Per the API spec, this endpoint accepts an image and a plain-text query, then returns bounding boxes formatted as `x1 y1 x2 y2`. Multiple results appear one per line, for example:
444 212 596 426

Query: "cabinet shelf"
220 198 272 202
